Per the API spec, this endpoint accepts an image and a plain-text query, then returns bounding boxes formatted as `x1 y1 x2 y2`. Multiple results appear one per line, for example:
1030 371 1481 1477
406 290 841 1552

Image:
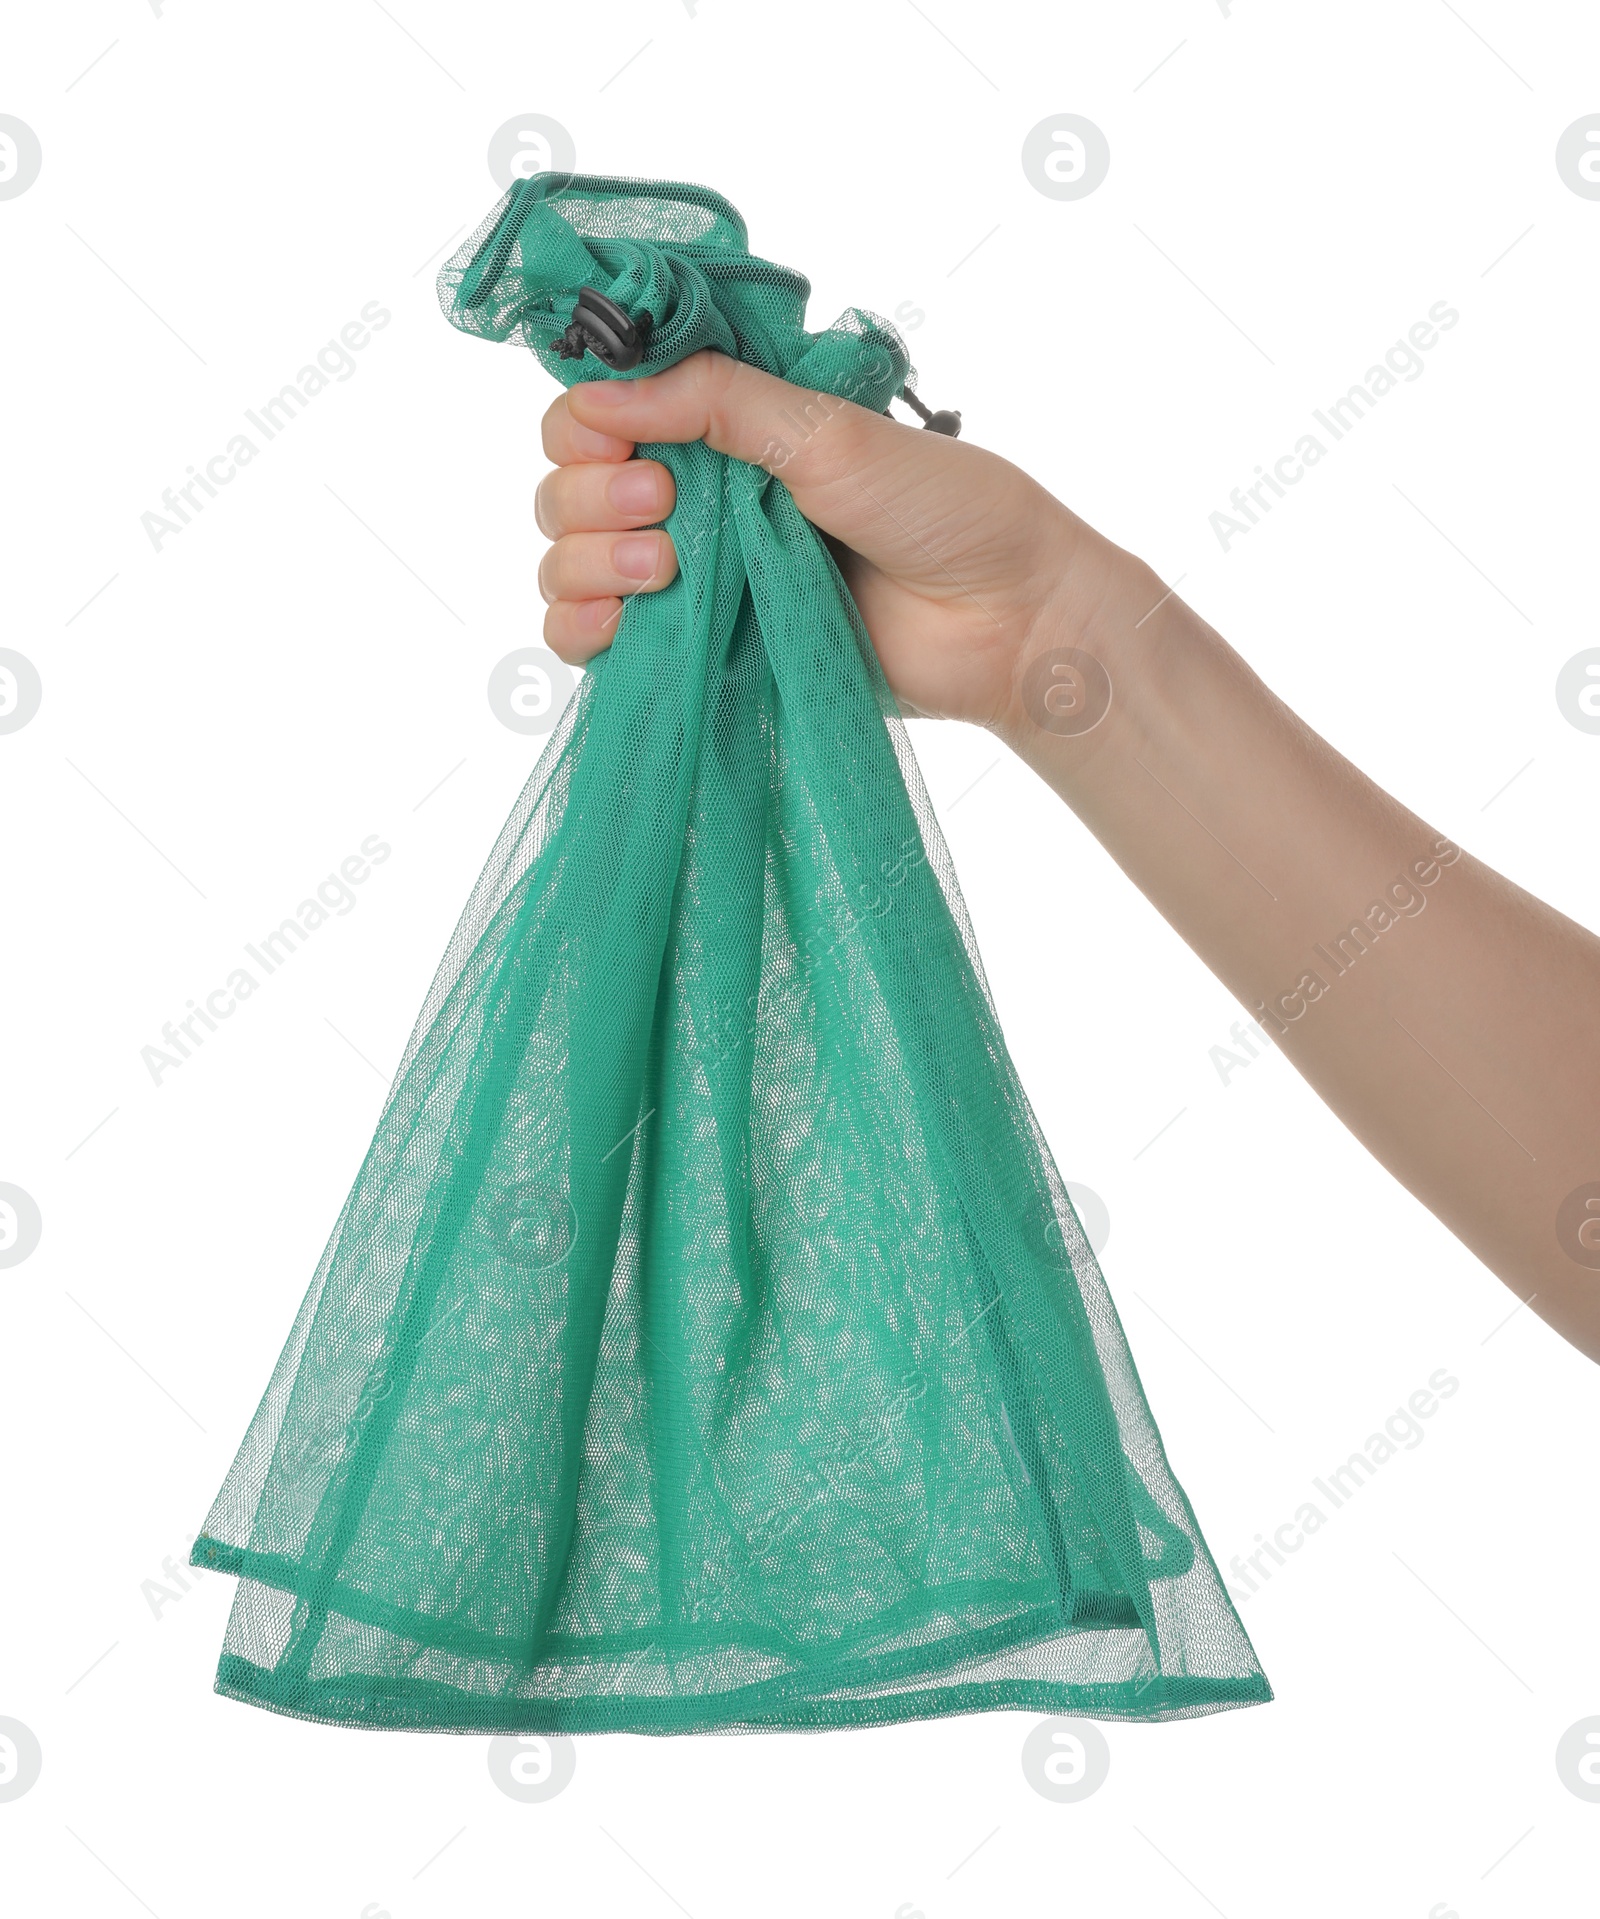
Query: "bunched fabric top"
439 170 910 407
189 172 1272 1734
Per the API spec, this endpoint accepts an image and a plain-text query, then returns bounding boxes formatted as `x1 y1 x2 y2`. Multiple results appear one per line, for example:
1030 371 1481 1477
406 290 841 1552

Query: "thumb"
563 350 950 550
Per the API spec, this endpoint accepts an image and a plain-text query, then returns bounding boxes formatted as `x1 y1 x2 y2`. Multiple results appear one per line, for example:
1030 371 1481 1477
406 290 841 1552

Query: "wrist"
990 528 1170 774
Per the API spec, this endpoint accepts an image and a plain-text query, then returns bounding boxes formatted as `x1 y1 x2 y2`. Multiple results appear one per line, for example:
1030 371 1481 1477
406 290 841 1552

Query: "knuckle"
805 398 872 488
700 352 744 446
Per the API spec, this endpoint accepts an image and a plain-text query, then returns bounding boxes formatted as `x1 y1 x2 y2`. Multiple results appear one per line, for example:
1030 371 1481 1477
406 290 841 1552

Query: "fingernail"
578 597 622 633
607 466 662 515
614 534 660 581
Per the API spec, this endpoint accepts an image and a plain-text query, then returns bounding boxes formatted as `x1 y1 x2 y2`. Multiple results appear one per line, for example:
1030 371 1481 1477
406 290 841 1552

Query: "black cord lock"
554 286 653 371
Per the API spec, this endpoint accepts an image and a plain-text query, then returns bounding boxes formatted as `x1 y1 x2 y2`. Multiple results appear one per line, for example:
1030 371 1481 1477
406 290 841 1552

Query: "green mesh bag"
190 173 1271 1733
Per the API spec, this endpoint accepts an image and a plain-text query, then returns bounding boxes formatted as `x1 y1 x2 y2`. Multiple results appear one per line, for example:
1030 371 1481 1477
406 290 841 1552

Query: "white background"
3 1 1598 1913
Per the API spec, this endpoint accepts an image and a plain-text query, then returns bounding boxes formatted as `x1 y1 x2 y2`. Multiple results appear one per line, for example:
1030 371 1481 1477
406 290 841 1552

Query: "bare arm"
535 352 1600 1361
1002 559 1600 1359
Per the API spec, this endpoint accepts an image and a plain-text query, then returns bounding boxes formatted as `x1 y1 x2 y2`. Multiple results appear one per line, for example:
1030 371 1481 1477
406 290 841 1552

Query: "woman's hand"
534 348 1135 732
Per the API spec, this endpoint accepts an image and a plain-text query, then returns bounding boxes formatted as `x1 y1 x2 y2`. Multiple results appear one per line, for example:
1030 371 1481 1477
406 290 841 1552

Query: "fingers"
539 349 904 675
543 594 625 665
564 351 898 502
538 528 678 605
535 457 674 539
538 522 680 667
537 402 679 669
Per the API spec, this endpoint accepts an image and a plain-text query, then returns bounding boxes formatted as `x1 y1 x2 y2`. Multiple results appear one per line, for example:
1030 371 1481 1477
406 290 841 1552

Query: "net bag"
190 173 1271 1733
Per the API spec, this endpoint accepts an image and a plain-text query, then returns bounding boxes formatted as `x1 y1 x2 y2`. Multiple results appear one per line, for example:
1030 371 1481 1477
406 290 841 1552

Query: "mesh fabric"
190 173 1271 1734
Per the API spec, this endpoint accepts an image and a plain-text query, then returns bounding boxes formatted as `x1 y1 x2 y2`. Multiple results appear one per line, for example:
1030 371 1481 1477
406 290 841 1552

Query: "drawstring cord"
893 386 962 438
554 286 962 439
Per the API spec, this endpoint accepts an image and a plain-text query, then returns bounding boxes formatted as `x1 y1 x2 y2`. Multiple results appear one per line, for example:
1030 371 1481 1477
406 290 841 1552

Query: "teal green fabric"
190 173 1270 1733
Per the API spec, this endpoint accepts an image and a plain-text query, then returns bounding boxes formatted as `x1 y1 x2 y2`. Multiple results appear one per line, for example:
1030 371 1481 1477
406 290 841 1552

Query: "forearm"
999 543 1600 1358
